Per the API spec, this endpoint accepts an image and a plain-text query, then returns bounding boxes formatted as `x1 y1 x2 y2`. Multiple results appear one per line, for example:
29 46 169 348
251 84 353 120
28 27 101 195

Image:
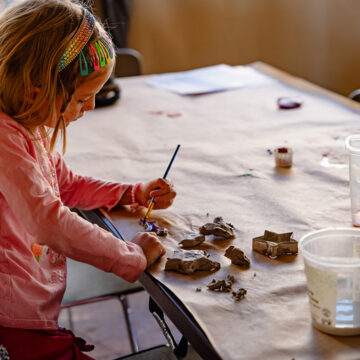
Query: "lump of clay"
225 246 250 267
252 230 298 258
199 216 235 239
179 234 205 248
165 249 220 275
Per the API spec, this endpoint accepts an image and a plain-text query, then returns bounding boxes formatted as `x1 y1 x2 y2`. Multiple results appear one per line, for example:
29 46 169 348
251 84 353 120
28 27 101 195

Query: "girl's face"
53 62 114 127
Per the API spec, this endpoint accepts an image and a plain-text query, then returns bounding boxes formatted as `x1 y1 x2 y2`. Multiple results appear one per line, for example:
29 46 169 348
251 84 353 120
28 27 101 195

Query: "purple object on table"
138 218 168 236
277 96 302 109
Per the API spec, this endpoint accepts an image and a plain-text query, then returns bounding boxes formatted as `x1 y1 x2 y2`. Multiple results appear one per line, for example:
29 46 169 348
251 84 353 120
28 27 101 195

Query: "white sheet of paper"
147 64 277 95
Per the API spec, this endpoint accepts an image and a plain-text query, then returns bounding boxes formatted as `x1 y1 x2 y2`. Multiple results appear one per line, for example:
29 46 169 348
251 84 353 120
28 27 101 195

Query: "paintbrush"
143 144 180 222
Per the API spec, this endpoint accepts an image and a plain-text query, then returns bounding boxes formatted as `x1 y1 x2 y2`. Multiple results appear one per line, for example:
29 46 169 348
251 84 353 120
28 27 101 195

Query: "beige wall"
127 0 360 96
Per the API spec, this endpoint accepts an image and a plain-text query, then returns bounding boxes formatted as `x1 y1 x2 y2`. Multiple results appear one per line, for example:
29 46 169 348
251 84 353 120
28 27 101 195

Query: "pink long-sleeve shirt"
0 113 147 330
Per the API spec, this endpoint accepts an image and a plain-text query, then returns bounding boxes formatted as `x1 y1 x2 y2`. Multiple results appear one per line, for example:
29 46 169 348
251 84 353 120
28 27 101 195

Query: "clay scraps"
252 230 298 258
225 246 250 267
165 249 221 275
200 216 235 239
207 275 235 292
207 275 247 302
138 218 168 236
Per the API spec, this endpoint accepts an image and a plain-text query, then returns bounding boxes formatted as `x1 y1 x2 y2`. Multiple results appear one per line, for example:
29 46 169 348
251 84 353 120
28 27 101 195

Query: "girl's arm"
53 151 131 211
54 152 176 211
0 120 147 282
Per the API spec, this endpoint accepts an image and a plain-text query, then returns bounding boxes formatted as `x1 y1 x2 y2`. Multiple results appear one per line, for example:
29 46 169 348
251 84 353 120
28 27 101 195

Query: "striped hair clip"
79 36 114 76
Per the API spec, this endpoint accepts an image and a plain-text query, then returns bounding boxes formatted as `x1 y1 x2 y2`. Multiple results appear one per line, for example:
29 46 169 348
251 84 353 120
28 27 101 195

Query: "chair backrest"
114 48 143 77
349 89 360 103
62 258 142 305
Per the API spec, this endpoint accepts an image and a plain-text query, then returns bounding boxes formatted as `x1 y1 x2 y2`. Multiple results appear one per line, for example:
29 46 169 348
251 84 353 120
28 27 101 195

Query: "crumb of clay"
225 246 250 267
232 288 247 301
165 249 220 275
200 216 235 239
196 287 202 292
179 234 205 248
253 273 256 278
206 212 210 217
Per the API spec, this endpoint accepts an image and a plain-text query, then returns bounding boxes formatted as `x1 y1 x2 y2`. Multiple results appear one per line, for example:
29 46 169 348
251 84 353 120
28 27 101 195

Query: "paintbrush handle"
144 144 180 220
162 144 180 179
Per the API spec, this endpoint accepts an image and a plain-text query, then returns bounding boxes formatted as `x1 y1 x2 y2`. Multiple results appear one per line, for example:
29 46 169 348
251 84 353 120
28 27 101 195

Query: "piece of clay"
252 230 298 258
232 288 247 301
225 246 250 267
199 216 235 239
207 275 235 293
165 249 220 275
196 287 202 292
138 218 168 236
179 234 205 248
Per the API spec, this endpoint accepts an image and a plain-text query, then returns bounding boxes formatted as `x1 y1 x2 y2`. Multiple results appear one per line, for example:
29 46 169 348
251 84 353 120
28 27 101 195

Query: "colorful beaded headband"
58 9 95 72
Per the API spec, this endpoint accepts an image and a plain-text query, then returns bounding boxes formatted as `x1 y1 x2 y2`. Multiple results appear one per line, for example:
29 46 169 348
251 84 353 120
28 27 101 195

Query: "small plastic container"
299 228 360 335
273 147 293 168
345 135 360 226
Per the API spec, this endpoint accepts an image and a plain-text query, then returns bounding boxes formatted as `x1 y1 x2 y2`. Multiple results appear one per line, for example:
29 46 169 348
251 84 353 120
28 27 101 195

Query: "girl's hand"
136 178 176 209
130 232 166 267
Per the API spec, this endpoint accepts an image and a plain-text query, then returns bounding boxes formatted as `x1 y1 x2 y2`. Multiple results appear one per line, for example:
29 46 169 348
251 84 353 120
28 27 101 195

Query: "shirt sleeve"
53 151 128 211
0 121 146 282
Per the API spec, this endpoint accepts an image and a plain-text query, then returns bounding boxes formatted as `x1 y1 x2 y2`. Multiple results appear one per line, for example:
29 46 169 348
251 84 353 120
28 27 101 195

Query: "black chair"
349 89 360 102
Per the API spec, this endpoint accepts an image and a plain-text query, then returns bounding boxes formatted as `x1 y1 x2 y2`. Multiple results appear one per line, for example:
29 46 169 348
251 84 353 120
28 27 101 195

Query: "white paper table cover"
64 62 360 360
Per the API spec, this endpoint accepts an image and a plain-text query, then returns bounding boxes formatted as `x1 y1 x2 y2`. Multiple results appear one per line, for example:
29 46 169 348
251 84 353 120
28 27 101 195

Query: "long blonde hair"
0 0 114 152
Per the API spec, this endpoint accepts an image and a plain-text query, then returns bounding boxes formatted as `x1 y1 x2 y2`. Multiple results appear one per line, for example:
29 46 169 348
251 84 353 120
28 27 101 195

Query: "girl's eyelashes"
77 96 92 104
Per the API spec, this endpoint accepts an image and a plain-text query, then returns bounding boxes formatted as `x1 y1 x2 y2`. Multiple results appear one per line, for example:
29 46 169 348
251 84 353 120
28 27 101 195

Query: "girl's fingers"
150 179 174 197
152 191 176 209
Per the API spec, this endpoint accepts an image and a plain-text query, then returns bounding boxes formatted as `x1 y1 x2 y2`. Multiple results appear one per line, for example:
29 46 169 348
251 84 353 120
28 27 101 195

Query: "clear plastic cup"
299 228 360 336
345 135 360 226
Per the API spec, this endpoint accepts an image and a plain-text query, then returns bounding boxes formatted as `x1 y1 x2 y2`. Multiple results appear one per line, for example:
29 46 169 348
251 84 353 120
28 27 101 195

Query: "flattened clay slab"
179 234 205 247
199 216 235 239
225 246 250 267
165 249 220 275
263 230 292 242
252 230 298 258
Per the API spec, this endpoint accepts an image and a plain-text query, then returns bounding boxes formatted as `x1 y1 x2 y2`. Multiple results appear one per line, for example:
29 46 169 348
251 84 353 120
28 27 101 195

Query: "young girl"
0 1 176 359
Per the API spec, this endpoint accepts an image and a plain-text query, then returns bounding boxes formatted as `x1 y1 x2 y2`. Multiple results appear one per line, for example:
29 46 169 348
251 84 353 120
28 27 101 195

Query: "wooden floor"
59 290 182 360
